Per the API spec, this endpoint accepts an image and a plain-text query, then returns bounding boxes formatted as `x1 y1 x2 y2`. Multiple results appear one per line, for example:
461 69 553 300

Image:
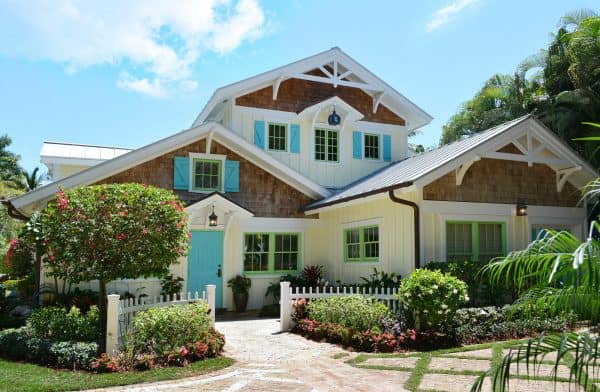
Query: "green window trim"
191 158 222 192
268 123 288 152
314 128 339 162
364 133 380 160
343 225 380 262
243 232 302 274
446 221 507 263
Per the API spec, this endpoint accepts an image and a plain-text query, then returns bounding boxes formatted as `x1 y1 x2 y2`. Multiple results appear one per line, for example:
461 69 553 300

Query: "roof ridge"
43 141 133 150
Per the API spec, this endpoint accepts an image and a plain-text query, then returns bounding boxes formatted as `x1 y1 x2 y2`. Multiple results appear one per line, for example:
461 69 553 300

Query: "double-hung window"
364 134 380 159
446 221 506 262
314 128 339 162
268 123 287 152
243 232 301 273
192 158 221 191
344 225 379 262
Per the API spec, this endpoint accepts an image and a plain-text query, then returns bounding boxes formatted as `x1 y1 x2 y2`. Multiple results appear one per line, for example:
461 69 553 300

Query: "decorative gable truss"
454 125 584 192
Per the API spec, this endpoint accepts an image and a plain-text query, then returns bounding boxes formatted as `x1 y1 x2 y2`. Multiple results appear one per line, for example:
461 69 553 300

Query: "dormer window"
314 128 339 162
268 123 287 152
364 134 380 160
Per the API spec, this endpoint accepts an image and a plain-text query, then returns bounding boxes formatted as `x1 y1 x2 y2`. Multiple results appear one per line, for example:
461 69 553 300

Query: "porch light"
328 105 341 126
516 199 527 217
208 205 218 227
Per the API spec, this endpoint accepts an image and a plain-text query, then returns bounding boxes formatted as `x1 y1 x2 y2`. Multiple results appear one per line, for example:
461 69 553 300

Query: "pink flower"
142 228 149 234
56 190 69 211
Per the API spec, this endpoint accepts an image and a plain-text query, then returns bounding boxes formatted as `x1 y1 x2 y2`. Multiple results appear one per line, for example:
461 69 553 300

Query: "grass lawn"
0 356 234 392
347 339 582 392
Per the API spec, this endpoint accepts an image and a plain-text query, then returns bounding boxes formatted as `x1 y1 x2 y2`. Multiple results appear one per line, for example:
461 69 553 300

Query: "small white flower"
465 295 470 302
453 289 458 294
423 309 428 313
437 310 443 314
428 289 433 295
441 304 448 309
432 284 438 290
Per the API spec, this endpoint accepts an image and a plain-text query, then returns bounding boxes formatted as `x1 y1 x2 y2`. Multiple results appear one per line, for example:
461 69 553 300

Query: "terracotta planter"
233 292 249 312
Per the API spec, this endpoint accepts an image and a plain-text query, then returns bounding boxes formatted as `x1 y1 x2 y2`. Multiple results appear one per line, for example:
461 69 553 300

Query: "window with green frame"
192 158 221 191
314 128 339 162
446 221 506 263
344 225 379 262
243 232 301 273
364 134 380 159
268 123 287 151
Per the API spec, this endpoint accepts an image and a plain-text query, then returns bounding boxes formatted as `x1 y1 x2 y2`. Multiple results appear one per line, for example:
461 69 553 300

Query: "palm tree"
471 130 600 391
0 134 24 191
21 167 46 191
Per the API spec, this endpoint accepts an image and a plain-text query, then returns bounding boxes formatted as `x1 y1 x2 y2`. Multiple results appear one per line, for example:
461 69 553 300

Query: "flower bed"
295 318 416 352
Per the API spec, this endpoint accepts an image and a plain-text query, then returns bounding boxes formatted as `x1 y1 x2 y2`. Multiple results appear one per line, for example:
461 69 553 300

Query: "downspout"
1 199 29 221
388 190 420 270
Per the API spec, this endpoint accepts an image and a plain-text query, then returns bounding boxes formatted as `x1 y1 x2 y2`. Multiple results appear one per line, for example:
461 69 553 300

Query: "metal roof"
305 115 532 210
41 142 132 162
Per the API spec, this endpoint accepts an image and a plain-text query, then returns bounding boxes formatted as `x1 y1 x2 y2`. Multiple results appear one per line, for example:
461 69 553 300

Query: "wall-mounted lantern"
516 199 528 217
328 105 341 126
208 205 218 227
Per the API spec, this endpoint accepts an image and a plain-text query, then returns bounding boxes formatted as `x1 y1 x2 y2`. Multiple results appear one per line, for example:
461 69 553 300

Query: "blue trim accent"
352 131 362 159
173 156 190 190
383 135 391 162
254 120 265 149
224 160 240 192
290 124 300 153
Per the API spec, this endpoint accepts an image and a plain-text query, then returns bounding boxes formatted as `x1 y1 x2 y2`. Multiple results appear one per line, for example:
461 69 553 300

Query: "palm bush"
472 175 600 391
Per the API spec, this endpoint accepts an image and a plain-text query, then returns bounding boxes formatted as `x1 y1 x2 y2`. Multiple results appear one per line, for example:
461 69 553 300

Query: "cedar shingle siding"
97 139 315 218
423 158 580 207
235 77 406 126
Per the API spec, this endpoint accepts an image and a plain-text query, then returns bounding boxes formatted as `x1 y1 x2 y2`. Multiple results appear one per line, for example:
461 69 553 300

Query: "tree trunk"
98 280 107 351
33 252 41 303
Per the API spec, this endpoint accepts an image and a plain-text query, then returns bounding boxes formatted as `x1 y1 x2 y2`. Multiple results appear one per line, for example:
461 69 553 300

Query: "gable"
235 77 406 126
97 139 316 218
423 158 581 207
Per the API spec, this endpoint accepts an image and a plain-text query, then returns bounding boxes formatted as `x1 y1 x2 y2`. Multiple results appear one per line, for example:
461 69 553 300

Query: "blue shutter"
352 131 363 159
254 120 265 149
290 124 300 153
224 160 240 192
382 135 391 162
173 156 190 190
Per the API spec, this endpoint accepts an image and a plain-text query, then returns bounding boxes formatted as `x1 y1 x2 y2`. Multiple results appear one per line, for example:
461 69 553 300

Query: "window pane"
364 134 380 159
315 128 338 162
363 226 379 259
268 124 287 151
478 223 503 262
243 234 269 272
193 159 220 191
274 234 299 271
447 223 473 262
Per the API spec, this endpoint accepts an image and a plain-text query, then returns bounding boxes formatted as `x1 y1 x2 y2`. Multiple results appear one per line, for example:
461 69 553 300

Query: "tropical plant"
473 168 600 390
20 167 46 191
160 275 184 298
307 295 389 332
0 134 24 191
38 183 189 346
227 275 251 294
359 268 401 290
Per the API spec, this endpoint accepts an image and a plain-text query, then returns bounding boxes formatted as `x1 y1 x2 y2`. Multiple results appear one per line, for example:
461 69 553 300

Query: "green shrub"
126 302 213 358
0 312 26 330
359 268 401 290
424 260 513 306
452 306 576 344
0 328 98 369
27 306 100 342
307 295 389 332
399 269 468 330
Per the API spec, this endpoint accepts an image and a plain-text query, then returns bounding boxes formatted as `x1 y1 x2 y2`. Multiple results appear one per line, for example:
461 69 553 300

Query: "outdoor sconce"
208 205 218 227
516 199 527 217
328 105 341 126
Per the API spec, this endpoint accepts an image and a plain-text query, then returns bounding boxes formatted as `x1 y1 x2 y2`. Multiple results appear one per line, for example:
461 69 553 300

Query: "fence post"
280 281 291 332
206 285 216 326
106 294 120 355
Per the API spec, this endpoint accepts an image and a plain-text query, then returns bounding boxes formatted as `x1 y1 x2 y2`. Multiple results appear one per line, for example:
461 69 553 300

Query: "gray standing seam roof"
305 115 532 210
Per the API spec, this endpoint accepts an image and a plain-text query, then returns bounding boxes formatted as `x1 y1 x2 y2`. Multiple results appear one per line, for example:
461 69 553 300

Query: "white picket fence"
106 285 216 354
279 281 400 332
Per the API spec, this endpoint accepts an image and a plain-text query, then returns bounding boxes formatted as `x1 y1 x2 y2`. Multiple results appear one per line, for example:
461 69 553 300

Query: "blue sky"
0 0 597 173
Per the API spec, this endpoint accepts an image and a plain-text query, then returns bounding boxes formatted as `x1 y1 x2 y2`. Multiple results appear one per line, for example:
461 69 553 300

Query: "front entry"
188 230 223 308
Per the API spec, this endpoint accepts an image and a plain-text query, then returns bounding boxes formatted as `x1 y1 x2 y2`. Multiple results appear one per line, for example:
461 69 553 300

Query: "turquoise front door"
188 230 223 308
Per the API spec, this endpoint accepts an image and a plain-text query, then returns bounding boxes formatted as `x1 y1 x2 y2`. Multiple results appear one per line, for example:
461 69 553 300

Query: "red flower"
56 190 69 211
116 233 127 240
142 228 149 234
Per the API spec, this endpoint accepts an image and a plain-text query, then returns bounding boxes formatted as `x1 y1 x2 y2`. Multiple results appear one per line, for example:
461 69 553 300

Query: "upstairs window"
315 128 339 162
446 221 506 262
344 225 379 262
364 134 380 159
268 123 287 152
192 158 221 191
243 232 301 273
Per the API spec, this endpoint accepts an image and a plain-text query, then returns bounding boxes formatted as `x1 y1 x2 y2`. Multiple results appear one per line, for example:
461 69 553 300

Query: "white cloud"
0 0 266 96
426 0 479 33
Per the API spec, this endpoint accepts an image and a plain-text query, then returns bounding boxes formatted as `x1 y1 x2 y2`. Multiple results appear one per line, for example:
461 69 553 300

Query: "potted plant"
227 275 251 312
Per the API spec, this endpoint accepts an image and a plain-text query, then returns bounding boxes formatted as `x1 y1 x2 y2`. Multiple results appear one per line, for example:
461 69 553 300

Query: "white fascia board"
297 96 363 120
185 193 254 218
11 122 330 212
193 47 432 131
40 156 106 167
209 124 330 199
11 123 216 210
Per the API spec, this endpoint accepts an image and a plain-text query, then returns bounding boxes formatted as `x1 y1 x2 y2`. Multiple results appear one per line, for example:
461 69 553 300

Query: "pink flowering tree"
39 183 189 341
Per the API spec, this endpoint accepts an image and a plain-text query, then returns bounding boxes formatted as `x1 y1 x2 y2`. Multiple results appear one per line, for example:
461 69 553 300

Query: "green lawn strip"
0 356 234 392
404 353 430 392
332 352 350 360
